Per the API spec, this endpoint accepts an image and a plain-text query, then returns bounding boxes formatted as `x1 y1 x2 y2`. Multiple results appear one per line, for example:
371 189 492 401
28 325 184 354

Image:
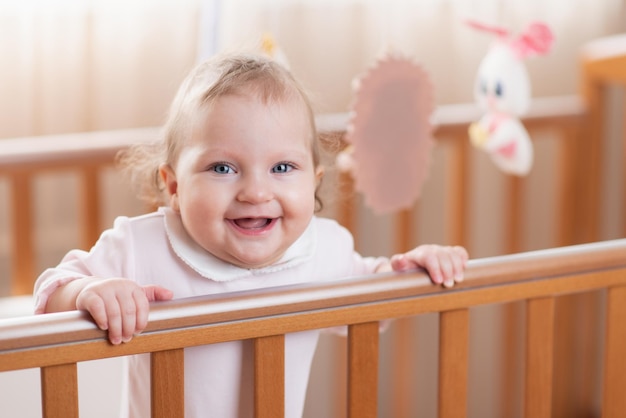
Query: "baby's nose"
237 174 273 203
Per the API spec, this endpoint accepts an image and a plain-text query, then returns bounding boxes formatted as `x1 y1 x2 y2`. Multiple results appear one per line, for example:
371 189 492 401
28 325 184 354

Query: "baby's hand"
390 245 469 288
75 278 173 345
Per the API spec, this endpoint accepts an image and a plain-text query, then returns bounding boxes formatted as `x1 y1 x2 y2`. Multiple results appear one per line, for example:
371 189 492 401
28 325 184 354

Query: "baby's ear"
158 164 180 212
315 165 325 183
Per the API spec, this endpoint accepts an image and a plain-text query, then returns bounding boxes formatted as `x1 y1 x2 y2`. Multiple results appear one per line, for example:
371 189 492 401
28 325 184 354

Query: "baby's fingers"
76 292 109 331
442 246 469 287
105 299 126 345
76 290 126 345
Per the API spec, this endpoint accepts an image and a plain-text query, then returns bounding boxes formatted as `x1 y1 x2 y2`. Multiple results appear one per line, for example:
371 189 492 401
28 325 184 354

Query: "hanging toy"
260 33 290 69
467 20 554 176
337 52 435 214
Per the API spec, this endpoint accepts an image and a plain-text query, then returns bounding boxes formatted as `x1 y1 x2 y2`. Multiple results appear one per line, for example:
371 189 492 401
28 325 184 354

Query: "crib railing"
1 239 625 418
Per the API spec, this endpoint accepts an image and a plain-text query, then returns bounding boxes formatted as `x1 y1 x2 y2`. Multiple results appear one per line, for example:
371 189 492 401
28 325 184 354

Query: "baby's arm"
379 244 469 288
45 277 173 345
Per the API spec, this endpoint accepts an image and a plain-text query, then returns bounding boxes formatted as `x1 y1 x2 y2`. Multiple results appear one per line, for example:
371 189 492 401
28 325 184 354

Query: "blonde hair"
118 53 321 209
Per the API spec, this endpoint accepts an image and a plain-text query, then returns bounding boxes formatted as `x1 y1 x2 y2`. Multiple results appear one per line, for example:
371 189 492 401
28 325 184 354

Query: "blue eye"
211 164 234 174
494 81 504 97
272 163 293 174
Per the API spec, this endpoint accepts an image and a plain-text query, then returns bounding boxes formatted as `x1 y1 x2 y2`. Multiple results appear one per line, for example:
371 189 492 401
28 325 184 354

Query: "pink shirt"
34 208 385 418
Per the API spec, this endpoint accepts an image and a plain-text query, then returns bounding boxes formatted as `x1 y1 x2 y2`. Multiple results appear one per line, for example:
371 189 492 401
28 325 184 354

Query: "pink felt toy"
338 53 435 214
467 20 554 176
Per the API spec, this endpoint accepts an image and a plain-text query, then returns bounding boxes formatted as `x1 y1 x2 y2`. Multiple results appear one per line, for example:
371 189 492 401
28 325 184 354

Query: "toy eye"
494 81 504 97
480 79 488 94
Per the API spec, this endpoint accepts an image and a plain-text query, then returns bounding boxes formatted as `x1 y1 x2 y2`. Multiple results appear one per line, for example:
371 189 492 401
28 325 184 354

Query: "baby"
34 53 468 418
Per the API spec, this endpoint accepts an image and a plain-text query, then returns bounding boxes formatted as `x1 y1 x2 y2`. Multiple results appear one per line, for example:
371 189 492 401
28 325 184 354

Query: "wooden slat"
151 348 185 418
445 136 469 247
506 176 523 254
80 166 101 250
10 172 35 295
602 286 626 418
500 302 524 418
347 321 379 418
41 363 79 418
438 308 469 418
391 318 414 418
395 208 414 253
524 296 555 418
579 77 603 243
254 334 285 418
335 172 357 242
556 123 581 246
621 101 626 237
623 93 626 238
576 292 603 416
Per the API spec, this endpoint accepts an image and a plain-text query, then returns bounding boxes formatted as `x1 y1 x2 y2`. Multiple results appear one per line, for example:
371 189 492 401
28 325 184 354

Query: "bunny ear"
465 19 509 38
510 22 554 58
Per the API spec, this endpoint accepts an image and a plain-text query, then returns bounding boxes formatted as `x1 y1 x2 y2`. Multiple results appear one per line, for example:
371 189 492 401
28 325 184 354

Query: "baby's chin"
221 251 286 270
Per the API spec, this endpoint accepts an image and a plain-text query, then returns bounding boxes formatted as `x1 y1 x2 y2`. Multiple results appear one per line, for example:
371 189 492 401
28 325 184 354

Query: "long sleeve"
34 215 136 314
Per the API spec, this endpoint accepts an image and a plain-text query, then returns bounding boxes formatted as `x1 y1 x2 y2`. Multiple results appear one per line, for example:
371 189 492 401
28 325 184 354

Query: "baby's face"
161 94 321 269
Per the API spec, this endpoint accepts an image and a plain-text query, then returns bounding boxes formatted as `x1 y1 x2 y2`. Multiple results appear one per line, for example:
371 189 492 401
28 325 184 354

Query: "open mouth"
231 217 274 230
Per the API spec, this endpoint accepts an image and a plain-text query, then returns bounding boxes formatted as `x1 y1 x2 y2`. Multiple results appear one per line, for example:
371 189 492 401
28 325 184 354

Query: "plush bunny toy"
467 21 554 176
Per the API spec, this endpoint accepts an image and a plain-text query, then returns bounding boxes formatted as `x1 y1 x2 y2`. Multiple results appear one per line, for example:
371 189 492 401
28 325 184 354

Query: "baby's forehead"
192 92 313 133
201 90 314 127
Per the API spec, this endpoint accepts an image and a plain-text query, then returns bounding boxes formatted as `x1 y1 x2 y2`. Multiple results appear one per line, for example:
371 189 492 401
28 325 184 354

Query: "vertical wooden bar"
576 292 603 416
500 175 524 417
556 124 581 246
499 302 524 418
10 172 35 295
579 75 603 243
395 209 413 253
348 322 379 418
41 363 79 418
602 286 626 418
151 348 185 418
438 309 469 418
391 319 413 418
525 297 555 418
336 172 357 238
552 295 581 418
333 336 348 418
254 334 285 418
622 94 626 238
334 169 355 418
506 175 523 255
447 137 469 248
80 166 101 250
392 208 415 418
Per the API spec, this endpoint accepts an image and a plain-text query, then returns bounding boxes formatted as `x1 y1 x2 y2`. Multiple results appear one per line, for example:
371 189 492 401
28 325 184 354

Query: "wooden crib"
0 34 625 417
1 239 626 418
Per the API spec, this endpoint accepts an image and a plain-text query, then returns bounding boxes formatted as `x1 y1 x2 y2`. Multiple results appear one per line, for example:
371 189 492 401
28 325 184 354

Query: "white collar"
160 207 317 282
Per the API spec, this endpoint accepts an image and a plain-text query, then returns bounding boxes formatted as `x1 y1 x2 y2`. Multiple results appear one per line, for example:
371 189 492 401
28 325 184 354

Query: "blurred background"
0 1 625 417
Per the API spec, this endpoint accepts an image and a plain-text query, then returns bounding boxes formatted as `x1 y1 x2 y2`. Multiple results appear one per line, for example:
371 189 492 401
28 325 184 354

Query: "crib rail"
1 239 625 418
